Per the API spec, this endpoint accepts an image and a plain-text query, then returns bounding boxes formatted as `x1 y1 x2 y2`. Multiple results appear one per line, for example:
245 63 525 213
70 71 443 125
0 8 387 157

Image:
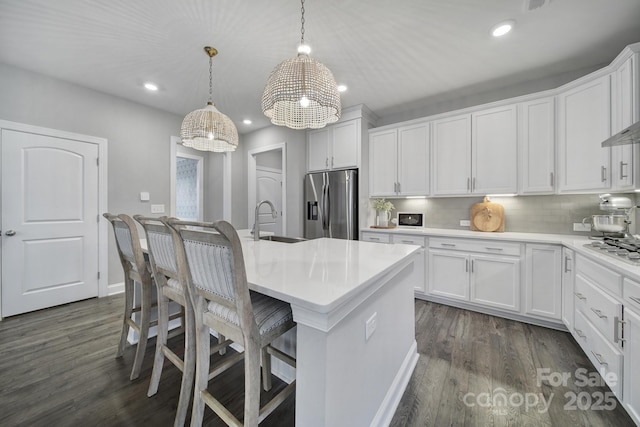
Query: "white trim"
247 143 287 235
170 136 179 217
0 120 109 313
223 152 232 221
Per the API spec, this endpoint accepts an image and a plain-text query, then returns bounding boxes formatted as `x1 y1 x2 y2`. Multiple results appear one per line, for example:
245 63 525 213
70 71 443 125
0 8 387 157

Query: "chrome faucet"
252 200 277 241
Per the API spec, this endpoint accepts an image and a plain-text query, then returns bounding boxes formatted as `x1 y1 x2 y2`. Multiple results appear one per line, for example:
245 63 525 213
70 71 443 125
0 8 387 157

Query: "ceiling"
1 0 640 133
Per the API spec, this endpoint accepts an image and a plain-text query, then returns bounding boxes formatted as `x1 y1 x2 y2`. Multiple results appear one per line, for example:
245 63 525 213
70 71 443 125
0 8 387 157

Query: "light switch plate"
140 191 150 201
460 219 471 227
151 204 165 214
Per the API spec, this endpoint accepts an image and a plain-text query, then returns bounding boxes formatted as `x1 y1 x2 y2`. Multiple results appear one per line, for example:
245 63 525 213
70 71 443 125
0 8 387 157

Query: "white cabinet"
557 75 611 192
428 238 521 312
431 105 517 196
524 244 562 320
561 248 575 329
369 122 429 197
623 306 640 425
519 98 556 194
611 54 638 191
307 119 360 172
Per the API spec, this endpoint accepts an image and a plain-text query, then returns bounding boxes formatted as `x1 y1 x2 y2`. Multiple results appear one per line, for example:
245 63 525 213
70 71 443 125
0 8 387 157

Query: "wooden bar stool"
167 219 297 427
103 213 154 381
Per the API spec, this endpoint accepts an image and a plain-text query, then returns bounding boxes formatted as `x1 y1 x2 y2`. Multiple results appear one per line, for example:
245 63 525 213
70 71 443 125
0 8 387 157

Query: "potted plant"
371 198 395 227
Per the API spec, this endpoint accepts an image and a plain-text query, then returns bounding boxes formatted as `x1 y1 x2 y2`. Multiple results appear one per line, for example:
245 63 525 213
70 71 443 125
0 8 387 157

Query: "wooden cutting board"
470 196 505 232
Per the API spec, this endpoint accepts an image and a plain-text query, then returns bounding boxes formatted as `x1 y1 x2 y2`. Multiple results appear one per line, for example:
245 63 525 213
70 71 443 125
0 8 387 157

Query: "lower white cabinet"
524 244 562 320
561 248 575 329
428 238 521 312
624 306 640 424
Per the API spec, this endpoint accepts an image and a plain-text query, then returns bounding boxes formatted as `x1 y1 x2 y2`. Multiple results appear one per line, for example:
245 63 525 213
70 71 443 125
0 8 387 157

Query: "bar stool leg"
147 289 169 396
117 277 134 358
191 310 211 427
130 280 152 380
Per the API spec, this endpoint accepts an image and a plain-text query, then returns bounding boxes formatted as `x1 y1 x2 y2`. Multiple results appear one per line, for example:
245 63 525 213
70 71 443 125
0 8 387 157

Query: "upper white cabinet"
432 105 517 196
611 54 638 190
369 122 429 197
557 75 611 192
307 118 360 172
519 98 555 194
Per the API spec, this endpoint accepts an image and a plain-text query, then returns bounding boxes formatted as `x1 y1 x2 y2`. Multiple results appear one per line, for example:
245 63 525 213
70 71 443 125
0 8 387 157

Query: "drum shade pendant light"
261 0 341 129
181 46 238 152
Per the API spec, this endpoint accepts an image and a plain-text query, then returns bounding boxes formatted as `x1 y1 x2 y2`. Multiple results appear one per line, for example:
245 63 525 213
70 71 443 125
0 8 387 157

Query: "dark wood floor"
0 296 634 426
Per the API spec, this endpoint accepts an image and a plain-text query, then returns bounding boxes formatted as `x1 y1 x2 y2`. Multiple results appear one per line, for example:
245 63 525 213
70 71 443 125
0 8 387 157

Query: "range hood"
601 120 640 147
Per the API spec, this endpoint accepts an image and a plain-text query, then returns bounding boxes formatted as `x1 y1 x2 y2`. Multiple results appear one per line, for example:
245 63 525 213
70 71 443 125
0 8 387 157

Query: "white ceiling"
1 0 640 132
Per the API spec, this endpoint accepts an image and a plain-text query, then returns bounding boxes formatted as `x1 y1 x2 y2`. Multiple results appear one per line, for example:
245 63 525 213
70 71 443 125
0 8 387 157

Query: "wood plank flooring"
0 296 635 426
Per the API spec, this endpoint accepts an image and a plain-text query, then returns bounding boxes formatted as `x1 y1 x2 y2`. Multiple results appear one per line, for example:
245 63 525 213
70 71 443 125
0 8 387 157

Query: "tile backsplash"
371 193 640 236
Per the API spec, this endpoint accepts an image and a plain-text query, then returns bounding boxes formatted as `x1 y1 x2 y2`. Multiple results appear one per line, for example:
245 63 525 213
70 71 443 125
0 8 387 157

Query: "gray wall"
0 63 184 285
233 126 307 237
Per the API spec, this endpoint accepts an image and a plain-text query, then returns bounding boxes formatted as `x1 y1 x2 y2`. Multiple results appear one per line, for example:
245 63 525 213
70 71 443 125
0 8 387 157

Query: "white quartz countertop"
237 230 420 313
363 227 640 282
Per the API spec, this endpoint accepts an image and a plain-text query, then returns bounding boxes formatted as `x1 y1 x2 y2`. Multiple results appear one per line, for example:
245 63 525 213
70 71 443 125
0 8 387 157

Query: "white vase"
377 210 390 227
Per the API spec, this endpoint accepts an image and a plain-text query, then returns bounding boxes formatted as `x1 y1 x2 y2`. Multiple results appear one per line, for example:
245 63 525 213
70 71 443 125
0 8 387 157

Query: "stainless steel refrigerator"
304 169 358 240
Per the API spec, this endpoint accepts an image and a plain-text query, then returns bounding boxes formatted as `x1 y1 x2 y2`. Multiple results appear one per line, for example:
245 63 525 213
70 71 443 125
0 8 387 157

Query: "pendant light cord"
208 55 213 105
300 0 305 46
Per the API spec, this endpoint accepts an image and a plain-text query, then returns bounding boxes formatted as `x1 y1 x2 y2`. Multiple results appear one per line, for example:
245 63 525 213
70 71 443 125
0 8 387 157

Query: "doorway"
248 143 286 236
0 121 108 318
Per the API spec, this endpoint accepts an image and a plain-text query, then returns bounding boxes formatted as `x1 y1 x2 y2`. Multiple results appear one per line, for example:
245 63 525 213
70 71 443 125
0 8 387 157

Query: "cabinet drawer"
574 274 623 343
361 232 390 243
429 237 521 256
392 234 427 248
574 310 623 397
624 277 640 310
576 254 622 297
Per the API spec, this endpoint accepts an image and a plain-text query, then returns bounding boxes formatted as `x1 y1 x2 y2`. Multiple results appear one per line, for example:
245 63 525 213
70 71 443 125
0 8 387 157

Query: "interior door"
256 167 282 235
1 129 99 317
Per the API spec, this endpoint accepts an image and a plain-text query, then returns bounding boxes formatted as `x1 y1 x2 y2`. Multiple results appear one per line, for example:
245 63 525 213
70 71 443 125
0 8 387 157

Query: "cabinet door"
308 128 329 172
624 307 640 425
472 105 517 194
331 119 359 170
398 123 429 196
432 114 471 195
428 249 469 300
561 248 575 329
612 55 637 190
393 234 427 294
369 129 398 197
557 75 611 192
470 254 520 312
519 98 555 194
525 244 562 320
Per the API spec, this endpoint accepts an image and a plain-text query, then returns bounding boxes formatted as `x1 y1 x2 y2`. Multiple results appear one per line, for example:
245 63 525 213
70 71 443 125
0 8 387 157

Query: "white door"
1 129 99 317
256 167 282 235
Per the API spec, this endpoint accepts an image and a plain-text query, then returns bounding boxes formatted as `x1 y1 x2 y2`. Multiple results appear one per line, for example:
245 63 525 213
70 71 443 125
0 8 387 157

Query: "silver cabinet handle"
397 182 401 193
591 351 608 366
590 307 607 319
550 172 554 187
4 230 16 236
325 157 329 168
472 177 476 191
441 243 456 247
369 237 380 241
401 240 414 244
331 156 334 168
465 259 469 272
574 292 586 301
564 256 572 273
601 165 607 182
630 296 640 305
485 247 503 251
620 161 628 179
467 178 470 191
471 259 474 273
614 316 626 344
574 328 586 339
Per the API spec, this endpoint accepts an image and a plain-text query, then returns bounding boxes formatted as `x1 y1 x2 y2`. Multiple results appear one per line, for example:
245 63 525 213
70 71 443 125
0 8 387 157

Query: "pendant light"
261 0 341 130
181 46 238 152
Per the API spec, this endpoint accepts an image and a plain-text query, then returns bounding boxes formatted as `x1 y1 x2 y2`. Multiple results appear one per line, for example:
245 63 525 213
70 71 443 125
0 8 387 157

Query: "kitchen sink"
259 235 307 243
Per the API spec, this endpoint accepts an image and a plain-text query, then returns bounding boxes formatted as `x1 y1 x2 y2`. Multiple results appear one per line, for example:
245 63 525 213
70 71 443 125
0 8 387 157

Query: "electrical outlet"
365 312 377 341
573 222 591 232
151 204 165 214
460 219 471 227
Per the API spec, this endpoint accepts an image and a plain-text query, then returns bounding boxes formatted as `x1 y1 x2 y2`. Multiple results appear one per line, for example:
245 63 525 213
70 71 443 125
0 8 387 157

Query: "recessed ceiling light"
243 119 252 125
337 84 348 92
144 82 158 91
491 20 515 37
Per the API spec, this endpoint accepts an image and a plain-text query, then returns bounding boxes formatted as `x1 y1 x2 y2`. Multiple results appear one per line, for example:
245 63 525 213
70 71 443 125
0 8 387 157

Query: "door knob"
5 230 16 236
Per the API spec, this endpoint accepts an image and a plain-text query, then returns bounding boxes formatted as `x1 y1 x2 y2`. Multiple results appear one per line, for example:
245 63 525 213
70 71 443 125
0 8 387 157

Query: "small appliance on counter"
397 212 423 228
582 194 640 265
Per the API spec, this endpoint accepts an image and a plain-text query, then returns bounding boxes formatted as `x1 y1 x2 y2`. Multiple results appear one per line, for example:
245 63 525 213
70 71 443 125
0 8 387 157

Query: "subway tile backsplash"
383 193 640 235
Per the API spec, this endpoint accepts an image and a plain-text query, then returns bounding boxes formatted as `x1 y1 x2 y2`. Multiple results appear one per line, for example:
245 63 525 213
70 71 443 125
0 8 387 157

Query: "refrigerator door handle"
322 182 329 232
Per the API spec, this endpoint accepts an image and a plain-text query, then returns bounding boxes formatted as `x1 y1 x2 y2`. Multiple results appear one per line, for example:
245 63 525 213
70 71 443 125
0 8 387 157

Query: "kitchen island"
237 231 420 427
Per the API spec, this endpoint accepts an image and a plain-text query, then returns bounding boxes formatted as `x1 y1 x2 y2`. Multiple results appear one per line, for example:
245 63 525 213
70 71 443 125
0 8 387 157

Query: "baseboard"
370 340 419 427
107 281 124 295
